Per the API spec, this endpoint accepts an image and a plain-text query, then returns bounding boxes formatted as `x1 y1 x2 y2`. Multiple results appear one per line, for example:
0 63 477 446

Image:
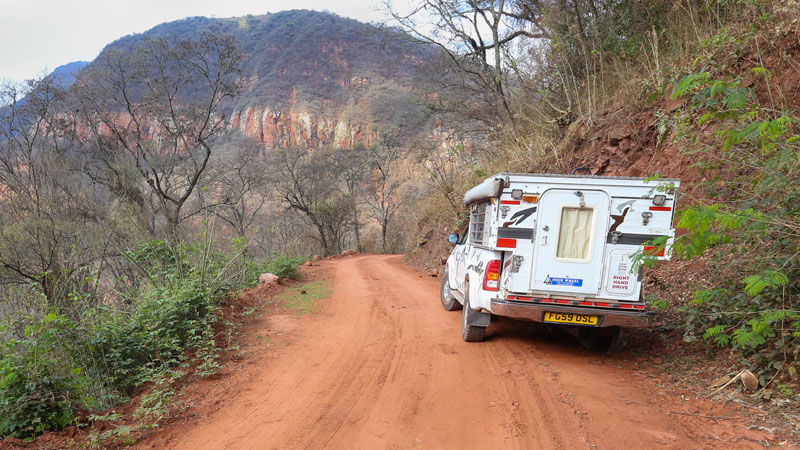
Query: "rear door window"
556 207 595 261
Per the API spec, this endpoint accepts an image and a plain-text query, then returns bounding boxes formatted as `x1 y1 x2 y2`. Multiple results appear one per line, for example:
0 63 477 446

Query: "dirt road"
141 254 771 449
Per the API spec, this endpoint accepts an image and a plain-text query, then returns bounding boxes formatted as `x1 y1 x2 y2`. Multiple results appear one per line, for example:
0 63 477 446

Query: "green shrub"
0 241 302 439
663 63 800 383
264 255 306 279
0 314 94 439
89 252 228 392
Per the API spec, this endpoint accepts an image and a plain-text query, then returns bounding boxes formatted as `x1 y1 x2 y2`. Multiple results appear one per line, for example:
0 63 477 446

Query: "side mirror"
448 233 459 245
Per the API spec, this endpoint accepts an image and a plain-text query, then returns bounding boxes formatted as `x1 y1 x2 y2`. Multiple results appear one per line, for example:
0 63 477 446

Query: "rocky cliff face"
227 105 376 149
91 10 435 151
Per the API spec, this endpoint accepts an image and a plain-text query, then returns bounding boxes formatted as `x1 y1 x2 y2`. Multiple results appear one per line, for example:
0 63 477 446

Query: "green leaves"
0 240 285 439
743 271 788 297
0 315 83 439
263 255 306 279
704 325 730 347
723 87 748 110
671 71 710 98
665 67 800 382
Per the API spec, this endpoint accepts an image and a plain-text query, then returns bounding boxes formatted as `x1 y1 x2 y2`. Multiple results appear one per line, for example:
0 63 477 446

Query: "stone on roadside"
259 273 280 286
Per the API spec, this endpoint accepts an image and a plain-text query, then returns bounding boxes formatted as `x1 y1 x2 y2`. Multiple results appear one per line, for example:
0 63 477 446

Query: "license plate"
543 311 599 326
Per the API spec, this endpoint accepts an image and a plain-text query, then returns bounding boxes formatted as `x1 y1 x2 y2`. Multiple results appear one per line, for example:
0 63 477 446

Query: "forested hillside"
93 10 434 149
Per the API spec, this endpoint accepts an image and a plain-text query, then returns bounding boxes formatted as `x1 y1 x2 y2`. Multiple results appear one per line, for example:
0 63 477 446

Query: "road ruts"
141 254 768 450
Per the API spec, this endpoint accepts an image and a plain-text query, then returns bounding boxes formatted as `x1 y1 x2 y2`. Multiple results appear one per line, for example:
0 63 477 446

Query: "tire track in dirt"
481 339 587 449
282 257 405 449
140 254 770 450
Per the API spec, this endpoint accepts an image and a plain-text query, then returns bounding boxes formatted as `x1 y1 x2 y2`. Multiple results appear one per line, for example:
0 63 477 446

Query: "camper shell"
441 172 680 347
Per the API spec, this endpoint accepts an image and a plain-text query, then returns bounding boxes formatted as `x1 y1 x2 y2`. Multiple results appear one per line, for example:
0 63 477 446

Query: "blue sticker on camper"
548 277 583 287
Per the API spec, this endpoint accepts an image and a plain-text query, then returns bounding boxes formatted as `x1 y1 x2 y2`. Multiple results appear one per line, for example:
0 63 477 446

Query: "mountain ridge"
47 61 89 89
88 10 435 149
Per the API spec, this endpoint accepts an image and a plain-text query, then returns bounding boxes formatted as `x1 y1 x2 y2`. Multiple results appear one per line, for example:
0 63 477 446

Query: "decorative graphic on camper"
609 200 635 233
502 206 537 227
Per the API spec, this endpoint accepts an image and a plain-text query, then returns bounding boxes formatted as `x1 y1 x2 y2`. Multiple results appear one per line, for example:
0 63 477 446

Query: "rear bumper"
490 299 655 328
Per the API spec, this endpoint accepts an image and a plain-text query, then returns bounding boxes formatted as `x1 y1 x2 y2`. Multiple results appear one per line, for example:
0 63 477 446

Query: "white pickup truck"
440 172 679 350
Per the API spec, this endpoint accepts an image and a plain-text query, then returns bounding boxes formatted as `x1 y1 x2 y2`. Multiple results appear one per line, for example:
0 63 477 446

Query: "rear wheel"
578 326 620 351
440 268 461 311
461 282 486 342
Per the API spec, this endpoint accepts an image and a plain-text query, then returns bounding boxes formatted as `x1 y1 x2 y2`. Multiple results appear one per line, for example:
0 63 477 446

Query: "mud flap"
466 308 491 327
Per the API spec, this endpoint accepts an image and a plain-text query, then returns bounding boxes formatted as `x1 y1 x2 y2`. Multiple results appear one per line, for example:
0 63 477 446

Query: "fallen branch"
705 369 759 398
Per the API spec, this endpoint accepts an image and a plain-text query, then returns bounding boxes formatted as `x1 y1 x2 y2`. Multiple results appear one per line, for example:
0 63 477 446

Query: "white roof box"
463 177 504 206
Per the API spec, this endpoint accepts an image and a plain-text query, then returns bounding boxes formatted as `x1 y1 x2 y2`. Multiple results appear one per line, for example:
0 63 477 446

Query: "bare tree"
199 136 271 241
270 147 351 256
421 145 465 215
335 146 369 252
74 27 243 242
365 136 406 253
0 77 112 308
386 0 548 125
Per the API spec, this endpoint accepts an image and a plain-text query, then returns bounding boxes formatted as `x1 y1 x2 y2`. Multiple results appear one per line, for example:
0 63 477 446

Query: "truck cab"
440 172 679 350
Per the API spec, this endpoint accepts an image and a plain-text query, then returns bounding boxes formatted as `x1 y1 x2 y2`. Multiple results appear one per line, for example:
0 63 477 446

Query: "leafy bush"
88 281 221 392
0 314 94 438
0 241 289 439
665 61 799 383
264 255 306 279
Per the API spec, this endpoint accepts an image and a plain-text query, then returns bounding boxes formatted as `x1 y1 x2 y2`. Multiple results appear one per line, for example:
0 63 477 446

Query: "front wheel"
440 269 462 311
461 282 486 342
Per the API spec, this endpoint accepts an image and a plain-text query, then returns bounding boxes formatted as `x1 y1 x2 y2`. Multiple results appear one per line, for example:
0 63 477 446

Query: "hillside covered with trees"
91 10 436 149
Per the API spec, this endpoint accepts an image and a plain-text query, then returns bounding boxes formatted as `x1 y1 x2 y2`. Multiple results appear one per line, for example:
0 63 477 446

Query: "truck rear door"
530 189 610 295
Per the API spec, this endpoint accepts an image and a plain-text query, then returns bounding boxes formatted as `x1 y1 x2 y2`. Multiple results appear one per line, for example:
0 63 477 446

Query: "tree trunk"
381 220 388 254
353 203 363 252
317 223 330 256
570 0 592 74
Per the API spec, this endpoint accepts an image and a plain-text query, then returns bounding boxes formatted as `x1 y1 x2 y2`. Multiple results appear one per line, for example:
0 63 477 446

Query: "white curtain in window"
556 207 594 259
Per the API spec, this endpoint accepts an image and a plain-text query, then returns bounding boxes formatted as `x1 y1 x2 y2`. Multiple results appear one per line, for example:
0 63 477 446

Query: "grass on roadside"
279 281 330 315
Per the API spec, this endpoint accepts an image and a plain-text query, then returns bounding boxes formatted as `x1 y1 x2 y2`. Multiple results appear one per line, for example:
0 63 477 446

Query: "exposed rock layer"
227 106 376 149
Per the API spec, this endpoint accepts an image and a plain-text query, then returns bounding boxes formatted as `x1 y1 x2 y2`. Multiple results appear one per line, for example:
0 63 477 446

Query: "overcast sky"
0 0 387 83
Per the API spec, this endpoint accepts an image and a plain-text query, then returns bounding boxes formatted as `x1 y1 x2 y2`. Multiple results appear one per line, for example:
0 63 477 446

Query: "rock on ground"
259 273 279 285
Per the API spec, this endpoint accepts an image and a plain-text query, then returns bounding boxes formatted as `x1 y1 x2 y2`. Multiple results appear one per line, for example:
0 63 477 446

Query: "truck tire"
461 282 486 342
578 326 619 351
440 269 462 311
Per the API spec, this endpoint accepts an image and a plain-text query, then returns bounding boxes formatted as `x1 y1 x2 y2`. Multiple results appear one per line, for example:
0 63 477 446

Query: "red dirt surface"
136 254 778 449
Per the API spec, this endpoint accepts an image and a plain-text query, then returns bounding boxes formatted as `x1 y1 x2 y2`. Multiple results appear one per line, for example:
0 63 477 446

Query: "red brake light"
483 260 501 291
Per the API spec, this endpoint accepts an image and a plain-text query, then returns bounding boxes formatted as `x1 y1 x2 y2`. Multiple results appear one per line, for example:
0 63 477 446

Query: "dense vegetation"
668 31 799 387
0 242 276 438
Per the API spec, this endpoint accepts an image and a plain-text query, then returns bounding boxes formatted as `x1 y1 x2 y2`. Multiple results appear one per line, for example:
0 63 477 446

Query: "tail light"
483 260 501 291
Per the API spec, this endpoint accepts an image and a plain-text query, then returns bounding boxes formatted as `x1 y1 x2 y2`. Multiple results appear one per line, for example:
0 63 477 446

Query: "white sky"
0 0 388 83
